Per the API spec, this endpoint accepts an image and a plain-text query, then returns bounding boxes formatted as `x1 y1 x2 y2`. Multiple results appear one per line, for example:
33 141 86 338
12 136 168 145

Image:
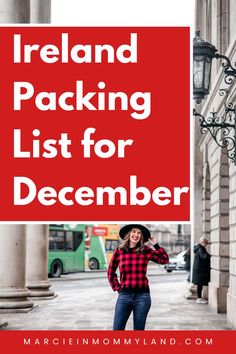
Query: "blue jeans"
113 292 151 330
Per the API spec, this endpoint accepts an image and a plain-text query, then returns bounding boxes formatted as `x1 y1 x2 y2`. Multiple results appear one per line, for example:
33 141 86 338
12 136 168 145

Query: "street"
1 267 232 330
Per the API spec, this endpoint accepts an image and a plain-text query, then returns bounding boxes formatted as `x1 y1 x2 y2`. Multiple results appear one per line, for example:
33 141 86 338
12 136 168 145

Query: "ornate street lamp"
193 31 236 164
193 31 217 104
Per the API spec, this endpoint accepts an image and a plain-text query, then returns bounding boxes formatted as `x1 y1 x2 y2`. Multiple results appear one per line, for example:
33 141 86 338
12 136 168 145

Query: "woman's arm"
107 249 121 291
148 237 169 264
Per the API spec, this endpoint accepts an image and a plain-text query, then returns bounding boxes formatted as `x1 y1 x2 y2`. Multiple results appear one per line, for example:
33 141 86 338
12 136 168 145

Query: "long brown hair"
119 230 145 253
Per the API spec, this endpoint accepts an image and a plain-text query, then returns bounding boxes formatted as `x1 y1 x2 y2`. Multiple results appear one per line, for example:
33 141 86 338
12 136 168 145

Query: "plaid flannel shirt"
107 244 169 291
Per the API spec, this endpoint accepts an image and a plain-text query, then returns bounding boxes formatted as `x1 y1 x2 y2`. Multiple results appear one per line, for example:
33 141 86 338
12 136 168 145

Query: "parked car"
164 257 178 272
164 250 188 272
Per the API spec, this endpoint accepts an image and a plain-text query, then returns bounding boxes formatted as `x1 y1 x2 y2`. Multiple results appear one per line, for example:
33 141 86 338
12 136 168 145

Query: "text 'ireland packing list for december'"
0 27 190 221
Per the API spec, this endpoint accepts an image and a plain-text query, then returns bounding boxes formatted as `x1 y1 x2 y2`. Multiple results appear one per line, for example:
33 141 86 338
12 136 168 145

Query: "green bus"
48 224 120 277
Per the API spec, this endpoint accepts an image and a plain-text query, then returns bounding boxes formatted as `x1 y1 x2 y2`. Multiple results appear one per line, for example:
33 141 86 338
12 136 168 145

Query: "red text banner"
0 330 234 354
0 27 190 221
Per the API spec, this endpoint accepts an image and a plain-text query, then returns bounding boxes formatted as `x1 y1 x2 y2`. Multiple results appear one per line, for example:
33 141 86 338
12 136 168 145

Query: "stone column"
202 149 211 241
227 161 236 328
0 0 30 23
201 146 211 300
208 144 229 313
192 0 205 254
26 225 55 298
187 116 203 300
0 225 33 310
0 0 31 320
30 0 51 23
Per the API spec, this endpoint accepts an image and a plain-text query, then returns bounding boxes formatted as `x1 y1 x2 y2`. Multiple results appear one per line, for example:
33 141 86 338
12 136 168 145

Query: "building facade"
194 0 236 328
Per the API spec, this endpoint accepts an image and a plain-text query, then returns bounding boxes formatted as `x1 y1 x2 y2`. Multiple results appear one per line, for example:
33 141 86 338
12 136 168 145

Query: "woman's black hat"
119 224 151 242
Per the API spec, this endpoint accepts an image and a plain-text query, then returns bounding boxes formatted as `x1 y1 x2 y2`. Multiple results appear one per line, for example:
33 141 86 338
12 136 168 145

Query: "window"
65 231 73 250
49 230 65 250
105 239 119 252
73 232 83 251
49 229 84 251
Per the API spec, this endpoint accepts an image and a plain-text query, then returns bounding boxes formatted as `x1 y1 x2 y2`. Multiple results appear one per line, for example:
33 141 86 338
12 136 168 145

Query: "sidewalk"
0 272 232 330
147 281 231 330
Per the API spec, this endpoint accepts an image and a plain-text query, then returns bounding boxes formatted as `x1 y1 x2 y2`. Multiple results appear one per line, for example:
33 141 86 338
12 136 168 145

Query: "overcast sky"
51 0 195 27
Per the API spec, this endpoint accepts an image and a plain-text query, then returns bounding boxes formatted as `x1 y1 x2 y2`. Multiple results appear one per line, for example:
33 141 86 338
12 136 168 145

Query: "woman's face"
129 228 142 245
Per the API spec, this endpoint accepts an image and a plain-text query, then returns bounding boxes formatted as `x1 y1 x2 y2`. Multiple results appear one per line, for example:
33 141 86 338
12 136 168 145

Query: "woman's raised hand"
149 236 156 245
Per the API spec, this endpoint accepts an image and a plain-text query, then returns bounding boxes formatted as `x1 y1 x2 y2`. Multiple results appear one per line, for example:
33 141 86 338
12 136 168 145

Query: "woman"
192 236 211 304
107 224 169 330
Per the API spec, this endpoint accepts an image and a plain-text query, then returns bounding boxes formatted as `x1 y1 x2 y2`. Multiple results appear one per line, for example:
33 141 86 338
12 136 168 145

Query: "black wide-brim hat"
119 224 151 242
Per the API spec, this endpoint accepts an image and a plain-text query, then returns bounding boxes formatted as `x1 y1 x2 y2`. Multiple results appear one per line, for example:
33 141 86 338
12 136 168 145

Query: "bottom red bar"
0 330 234 354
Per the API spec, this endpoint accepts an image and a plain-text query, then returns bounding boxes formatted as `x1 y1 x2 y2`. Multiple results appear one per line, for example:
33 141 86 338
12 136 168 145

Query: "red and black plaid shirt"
107 244 169 291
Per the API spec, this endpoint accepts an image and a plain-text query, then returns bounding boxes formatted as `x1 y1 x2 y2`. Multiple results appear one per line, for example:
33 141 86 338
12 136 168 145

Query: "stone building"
194 0 236 328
